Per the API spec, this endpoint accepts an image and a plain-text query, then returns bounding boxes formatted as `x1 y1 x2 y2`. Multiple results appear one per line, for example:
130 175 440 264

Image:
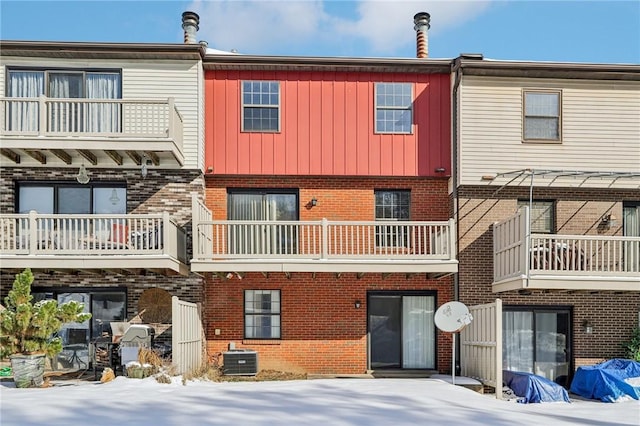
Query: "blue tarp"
503 370 571 403
570 359 640 403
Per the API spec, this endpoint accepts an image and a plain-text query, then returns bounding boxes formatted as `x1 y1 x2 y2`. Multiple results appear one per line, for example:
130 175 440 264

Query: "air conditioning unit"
223 349 258 376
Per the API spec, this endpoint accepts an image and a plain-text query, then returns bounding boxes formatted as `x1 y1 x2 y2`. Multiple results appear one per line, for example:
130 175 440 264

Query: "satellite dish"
435 301 473 333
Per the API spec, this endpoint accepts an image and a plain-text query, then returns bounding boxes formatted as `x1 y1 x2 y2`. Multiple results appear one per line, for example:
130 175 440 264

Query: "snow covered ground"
1 376 638 426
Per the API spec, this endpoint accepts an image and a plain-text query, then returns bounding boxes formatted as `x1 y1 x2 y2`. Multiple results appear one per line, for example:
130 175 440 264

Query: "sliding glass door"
228 190 298 255
503 307 571 386
624 203 640 272
369 292 435 369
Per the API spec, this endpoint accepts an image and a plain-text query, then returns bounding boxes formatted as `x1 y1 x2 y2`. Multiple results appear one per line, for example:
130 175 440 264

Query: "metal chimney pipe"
413 12 431 58
182 11 200 44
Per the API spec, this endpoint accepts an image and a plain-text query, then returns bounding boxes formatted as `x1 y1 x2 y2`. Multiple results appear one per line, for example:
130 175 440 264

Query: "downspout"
451 57 463 303
451 57 463 376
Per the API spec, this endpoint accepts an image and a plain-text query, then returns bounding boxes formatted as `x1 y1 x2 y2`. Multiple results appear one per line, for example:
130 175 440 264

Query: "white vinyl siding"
458 76 640 188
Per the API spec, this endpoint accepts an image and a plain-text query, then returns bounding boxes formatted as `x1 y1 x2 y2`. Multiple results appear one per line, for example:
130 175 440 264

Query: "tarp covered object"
570 359 640 403
503 370 571 403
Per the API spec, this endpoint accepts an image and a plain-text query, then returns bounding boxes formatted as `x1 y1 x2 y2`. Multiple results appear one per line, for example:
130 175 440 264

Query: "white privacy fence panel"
493 208 528 283
171 296 203 375
460 299 502 399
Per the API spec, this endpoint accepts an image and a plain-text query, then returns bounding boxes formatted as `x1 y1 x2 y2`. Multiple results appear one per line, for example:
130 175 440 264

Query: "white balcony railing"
0 211 187 262
493 207 640 285
193 219 455 261
0 96 183 149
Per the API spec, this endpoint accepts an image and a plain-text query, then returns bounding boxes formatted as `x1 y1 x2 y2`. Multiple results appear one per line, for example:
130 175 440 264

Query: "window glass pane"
375 83 412 133
524 117 559 140
518 200 553 233
19 187 53 213
244 290 281 339
524 92 560 140
93 188 126 214
91 292 127 338
8 71 45 97
525 92 559 116
58 187 91 214
49 73 84 98
242 81 280 131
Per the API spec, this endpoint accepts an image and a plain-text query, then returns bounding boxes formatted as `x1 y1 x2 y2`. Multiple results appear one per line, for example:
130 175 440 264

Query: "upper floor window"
375 190 411 247
242 81 280 132
6 69 122 133
375 83 412 134
523 90 561 142
518 200 554 233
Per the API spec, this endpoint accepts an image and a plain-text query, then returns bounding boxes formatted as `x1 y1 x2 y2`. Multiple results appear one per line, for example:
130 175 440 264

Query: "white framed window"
523 90 561 141
518 200 554 234
244 290 281 339
241 81 280 132
375 83 413 134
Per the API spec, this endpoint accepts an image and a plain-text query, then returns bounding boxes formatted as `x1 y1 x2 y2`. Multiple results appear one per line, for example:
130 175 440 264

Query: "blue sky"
1 1 639 63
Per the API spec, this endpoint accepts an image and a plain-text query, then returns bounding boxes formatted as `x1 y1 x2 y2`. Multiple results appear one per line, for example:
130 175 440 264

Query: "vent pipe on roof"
182 11 200 44
413 12 431 58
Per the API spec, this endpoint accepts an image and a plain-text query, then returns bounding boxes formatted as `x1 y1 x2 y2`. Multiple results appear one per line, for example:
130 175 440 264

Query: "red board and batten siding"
205 70 451 177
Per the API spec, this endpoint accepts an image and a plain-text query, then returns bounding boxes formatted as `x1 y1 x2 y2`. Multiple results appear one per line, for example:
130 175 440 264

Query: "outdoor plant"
623 327 640 362
0 268 92 359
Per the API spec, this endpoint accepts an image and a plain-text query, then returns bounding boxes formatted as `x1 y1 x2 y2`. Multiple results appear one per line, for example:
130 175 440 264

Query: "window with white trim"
375 83 412 134
523 90 561 141
518 200 554 234
242 81 280 132
244 290 281 339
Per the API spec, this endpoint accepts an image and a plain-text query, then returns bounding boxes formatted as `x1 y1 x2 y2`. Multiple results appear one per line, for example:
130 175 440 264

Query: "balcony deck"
0 96 184 167
0 212 189 276
191 196 457 275
493 208 640 292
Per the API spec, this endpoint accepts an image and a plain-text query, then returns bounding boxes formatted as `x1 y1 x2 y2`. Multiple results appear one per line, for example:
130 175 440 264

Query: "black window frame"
16 181 127 214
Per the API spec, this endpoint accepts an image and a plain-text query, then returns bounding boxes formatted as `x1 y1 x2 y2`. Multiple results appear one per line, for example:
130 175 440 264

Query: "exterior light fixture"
582 319 594 334
354 300 361 309
109 189 120 205
76 164 90 184
311 198 318 207
600 213 618 229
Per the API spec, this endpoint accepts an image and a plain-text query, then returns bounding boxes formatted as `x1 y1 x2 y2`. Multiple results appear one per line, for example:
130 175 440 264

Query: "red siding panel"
205 70 451 177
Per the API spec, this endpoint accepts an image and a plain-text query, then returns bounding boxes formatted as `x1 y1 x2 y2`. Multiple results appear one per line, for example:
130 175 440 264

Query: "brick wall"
457 185 640 367
204 272 454 375
205 175 450 221
203 175 453 374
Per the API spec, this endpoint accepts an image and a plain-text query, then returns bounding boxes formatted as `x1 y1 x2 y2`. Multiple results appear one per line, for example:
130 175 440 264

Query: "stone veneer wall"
0 166 205 320
457 185 640 367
